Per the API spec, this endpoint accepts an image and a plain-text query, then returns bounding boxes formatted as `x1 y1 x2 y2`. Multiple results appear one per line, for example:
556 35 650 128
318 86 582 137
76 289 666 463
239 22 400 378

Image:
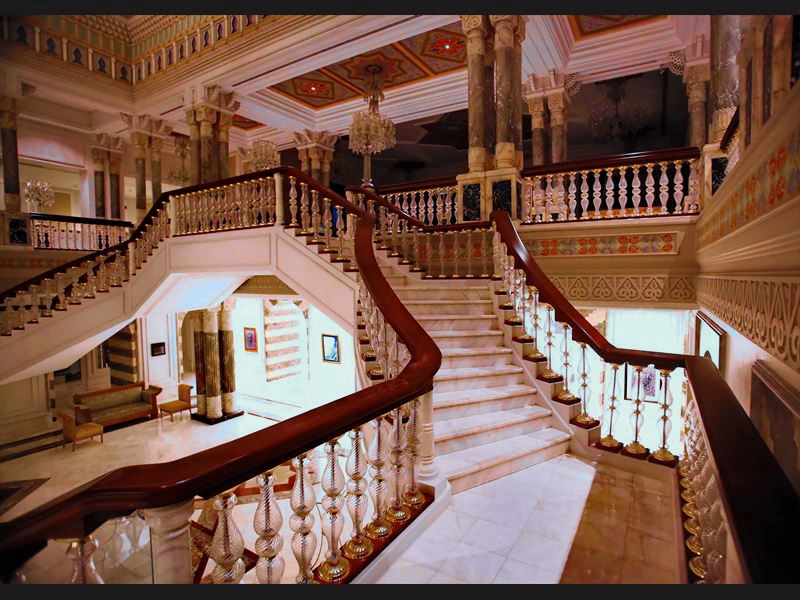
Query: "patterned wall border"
527 232 678 258
697 276 799 371
549 274 695 304
697 125 800 249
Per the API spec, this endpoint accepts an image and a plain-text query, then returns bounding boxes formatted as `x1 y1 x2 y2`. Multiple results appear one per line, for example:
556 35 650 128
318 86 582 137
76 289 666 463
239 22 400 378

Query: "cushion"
93 402 151 423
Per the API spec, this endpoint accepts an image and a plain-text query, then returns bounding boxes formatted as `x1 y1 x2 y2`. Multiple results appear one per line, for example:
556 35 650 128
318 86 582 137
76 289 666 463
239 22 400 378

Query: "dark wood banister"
521 147 701 178
375 176 458 195
30 214 134 228
0 167 442 576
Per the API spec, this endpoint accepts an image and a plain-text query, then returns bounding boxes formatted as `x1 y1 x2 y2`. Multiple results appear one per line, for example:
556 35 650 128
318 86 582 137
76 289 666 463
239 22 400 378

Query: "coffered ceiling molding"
568 15 662 40
231 114 265 131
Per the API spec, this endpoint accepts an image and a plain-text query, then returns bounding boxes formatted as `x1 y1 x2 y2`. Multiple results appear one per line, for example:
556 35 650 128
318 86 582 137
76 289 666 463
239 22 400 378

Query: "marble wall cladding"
463 183 481 221
492 179 511 214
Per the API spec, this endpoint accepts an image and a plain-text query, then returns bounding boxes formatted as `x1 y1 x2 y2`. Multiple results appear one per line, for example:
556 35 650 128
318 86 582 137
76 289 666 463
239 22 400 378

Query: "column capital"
121 113 172 139
131 131 149 150
526 94 546 116
684 61 711 86
293 128 338 151
149 136 164 153
194 104 218 124
202 84 240 115
217 111 233 134
0 96 20 129
460 15 488 37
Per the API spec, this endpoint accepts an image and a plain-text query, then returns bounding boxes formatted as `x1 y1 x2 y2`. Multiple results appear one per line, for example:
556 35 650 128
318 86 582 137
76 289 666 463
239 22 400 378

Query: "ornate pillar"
132 132 149 211
513 19 525 169
195 106 218 184
710 15 742 142
546 90 568 163
685 63 711 148
108 150 123 220
527 95 547 166
491 15 518 169
1 96 21 211
218 299 237 415
461 15 487 172
193 312 207 416
293 129 338 185
203 309 222 419
91 147 107 218
483 32 496 169
142 500 195 584
185 108 201 185
296 145 310 175
149 136 163 202
217 112 232 180
320 146 334 188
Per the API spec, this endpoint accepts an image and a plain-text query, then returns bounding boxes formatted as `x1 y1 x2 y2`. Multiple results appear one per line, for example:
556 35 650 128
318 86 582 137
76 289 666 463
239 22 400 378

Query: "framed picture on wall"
243 327 258 353
695 311 726 372
322 334 340 363
150 342 166 357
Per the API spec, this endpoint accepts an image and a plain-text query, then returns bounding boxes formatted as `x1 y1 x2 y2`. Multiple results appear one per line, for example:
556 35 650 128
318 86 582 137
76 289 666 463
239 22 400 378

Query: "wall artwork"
322 334 340 364
243 327 258 353
695 311 726 372
150 342 166 357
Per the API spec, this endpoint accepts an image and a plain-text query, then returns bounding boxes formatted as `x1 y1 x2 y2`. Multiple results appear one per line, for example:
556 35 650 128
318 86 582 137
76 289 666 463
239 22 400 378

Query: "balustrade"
383 186 457 226
32 216 132 251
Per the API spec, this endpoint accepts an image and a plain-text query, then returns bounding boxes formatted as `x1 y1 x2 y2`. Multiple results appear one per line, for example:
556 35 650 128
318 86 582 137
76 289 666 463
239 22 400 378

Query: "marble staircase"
381 258 572 494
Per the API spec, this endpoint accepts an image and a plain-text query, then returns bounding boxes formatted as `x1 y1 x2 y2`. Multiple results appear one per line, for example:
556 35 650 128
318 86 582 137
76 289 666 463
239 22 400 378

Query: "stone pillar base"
494 141 516 169
222 392 236 414
468 147 487 173
1 210 32 246
206 395 222 419
455 172 485 222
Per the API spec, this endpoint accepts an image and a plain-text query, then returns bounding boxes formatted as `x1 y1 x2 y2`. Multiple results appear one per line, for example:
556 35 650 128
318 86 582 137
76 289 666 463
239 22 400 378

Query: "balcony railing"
31 214 132 251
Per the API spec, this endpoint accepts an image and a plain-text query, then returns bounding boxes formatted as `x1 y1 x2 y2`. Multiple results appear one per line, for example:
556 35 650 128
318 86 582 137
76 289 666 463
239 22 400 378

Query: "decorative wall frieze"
527 232 680 258
549 274 695 304
697 275 799 370
697 123 799 249
234 275 298 296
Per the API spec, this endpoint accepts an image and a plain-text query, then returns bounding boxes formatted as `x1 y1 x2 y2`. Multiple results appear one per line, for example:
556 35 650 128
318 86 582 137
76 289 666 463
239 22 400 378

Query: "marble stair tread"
428 330 503 339
433 383 536 408
415 315 499 329
402 299 493 306
440 347 513 358
434 406 551 440
434 364 523 382
437 429 573 480
392 285 489 292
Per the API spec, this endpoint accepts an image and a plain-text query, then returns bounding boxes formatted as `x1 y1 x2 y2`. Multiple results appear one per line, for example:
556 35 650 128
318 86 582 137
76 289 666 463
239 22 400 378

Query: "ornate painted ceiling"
269 21 466 109
568 15 664 40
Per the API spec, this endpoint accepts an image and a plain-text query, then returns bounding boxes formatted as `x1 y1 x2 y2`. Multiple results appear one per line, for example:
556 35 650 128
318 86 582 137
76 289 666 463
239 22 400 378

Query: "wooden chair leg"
101 433 104 443
72 441 76 452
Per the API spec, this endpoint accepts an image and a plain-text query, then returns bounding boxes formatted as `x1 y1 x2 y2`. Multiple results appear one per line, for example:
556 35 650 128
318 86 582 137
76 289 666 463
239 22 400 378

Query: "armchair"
58 411 103 451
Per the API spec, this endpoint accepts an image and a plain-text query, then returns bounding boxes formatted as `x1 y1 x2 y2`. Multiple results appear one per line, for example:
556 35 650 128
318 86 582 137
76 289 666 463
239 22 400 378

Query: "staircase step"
441 347 514 369
438 429 572 493
384 275 407 286
428 330 504 348
435 406 552 455
416 314 498 331
404 299 493 316
433 384 536 420
434 364 523 392
393 285 491 301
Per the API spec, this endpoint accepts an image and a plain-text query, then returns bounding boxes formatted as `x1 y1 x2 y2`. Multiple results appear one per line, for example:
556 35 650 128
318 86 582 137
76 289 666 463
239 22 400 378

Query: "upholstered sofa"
72 381 162 428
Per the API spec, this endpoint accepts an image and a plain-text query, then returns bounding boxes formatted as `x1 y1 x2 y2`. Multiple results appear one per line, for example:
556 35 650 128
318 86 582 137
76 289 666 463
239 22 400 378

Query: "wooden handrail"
719 108 740 153
375 176 458 195
0 168 442 577
520 147 701 178
30 214 133 228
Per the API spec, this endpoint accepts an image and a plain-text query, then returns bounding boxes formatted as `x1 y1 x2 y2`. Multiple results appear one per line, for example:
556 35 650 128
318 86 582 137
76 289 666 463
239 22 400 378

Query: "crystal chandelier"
24 179 55 212
348 64 396 188
586 77 648 145
249 139 280 171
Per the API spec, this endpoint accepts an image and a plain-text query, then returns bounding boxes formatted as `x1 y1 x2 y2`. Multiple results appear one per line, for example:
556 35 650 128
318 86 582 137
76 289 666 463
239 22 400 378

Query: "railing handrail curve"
30 214 134 228
520 146 701 178
0 167 442 577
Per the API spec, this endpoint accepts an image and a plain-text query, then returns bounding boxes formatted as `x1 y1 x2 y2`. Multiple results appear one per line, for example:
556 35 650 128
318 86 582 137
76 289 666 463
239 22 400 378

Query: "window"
97 57 106 73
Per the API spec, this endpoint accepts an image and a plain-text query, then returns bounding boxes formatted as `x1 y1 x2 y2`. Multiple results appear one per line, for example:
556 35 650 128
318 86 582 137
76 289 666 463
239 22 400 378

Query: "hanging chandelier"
348 64 396 188
249 139 280 171
24 179 55 212
586 76 648 144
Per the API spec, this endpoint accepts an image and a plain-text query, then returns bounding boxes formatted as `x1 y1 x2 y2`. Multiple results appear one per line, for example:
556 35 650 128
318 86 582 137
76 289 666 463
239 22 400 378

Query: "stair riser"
407 303 493 316
448 439 570 494
395 288 491 301
441 353 515 369
433 393 533 420
419 317 498 331
434 371 523 392
430 334 505 349
384 275 407 286
435 416 552 455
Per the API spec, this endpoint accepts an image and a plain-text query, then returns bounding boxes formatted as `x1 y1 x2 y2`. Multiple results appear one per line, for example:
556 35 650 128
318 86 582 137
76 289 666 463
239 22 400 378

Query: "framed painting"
695 311 726 372
150 342 166 357
243 327 258 353
322 334 340 363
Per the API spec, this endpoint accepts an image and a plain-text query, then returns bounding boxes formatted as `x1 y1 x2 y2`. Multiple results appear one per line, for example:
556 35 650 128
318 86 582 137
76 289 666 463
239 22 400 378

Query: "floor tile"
493 558 560 584
437 540 506 584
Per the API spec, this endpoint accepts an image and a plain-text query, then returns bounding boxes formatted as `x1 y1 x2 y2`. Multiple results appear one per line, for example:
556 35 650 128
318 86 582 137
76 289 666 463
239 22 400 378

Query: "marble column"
142 499 195 584
149 136 163 202
218 300 236 415
132 132 149 210
91 147 107 218
1 96 21 211
491 15 517 169
528 95 547 166
193 312 207 416
108 151 122 220
196 106 218 184
217 112 232 180
185 108 201 186
686 63 711 148
461 15 487 172
296 146 310 175
293 130 337 185
203 309 222 419
710 15 742 142
308 145 322 182
483 32 496 169
513 19 525 169
547 91 568 163
320 147 334 187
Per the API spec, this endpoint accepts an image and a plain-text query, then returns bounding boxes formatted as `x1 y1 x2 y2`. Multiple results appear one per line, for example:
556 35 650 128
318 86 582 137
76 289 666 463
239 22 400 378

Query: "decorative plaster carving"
549 274 696 304
527 232 679 257
665 49 686 76
697 276 799 370
234 275 298 296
